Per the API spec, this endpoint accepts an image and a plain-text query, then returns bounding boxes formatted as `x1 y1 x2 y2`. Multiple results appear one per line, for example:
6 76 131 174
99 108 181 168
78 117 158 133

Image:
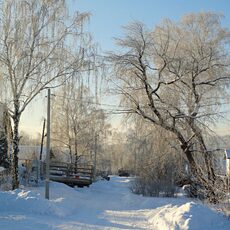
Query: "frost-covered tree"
51 79 111 171
0 0 93 189
109 12 230 202
126 118 184 197
52 82 95 163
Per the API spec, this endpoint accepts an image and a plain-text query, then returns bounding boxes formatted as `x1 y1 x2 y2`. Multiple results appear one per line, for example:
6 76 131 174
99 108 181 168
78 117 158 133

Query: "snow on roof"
225 149 230 159
0 166 5 172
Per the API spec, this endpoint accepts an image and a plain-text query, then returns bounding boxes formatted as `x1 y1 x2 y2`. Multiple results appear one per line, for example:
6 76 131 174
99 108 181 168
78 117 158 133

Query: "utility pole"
40 119 46 161
93 132 97 181
45 89 51 200
39 118 46 180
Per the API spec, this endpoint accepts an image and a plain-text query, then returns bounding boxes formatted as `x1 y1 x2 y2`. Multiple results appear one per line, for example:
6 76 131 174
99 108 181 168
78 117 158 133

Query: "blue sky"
73 0 230 52
21 0 230 136
73 0 230 135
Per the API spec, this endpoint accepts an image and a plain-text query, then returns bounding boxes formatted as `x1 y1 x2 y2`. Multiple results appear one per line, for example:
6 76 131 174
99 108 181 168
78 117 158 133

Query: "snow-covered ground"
0 176 229 229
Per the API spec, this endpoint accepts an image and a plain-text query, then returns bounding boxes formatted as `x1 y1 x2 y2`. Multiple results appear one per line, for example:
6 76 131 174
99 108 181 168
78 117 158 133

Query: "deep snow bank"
148 201 230 229
0 176 229 230
0 189 64 217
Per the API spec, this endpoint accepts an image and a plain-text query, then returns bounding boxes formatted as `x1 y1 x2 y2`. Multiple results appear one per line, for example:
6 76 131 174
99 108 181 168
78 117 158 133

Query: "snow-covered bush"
130 149 181 197
126 121 184 197
131 176 177 197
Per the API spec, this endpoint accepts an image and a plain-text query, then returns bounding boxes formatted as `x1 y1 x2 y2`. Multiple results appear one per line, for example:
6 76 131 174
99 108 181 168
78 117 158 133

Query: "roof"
225 149 230 159
17 145 47 161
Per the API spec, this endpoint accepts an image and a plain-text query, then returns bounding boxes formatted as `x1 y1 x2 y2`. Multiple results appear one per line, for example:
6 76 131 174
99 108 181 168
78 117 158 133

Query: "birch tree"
109 12 230 202
52 82 96 164
51 79 110 171
0 0 93 189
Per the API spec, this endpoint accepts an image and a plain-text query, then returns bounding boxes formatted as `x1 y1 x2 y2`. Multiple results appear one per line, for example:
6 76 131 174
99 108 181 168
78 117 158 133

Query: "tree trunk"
189 121 216 182
68 145 73 164
182 145 218 203
12 109 21 190
74 136 78 164
74 127 78 172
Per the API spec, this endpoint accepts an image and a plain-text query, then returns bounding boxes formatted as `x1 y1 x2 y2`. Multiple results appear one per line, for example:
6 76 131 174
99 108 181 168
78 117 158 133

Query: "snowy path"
0 176 229 229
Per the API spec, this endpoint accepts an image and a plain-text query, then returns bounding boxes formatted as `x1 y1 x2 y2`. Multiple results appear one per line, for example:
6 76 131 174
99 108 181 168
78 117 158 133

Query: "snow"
0 176 229 229
0 166 5 172
226 149 230 159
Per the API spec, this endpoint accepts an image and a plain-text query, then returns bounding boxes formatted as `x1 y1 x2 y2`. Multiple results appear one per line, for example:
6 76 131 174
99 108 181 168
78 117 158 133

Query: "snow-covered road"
0 176 229 229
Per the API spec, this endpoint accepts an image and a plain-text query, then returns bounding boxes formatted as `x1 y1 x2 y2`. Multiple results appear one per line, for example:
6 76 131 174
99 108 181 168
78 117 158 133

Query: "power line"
52 93 230 116
53 94 126 108
53 93 230 108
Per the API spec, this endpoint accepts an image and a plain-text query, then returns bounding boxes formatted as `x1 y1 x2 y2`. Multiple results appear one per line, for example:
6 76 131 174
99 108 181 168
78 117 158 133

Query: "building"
225 149 230 179
18 145 47 162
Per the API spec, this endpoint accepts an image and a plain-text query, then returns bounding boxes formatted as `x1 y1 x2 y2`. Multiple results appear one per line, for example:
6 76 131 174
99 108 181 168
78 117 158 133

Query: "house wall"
227 159 230 178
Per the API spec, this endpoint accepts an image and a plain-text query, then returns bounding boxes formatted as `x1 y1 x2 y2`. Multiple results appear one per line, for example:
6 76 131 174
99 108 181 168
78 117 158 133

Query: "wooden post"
39 119 46 180
93 132 97 181
40 119 46 161
45 89 51 200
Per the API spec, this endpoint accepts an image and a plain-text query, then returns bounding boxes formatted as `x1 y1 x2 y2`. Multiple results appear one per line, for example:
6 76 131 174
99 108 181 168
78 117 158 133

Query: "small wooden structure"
49 162 93 187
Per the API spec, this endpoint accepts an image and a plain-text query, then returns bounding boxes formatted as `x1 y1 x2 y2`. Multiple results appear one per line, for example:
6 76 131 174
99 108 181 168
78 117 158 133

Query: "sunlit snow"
0 176 229 229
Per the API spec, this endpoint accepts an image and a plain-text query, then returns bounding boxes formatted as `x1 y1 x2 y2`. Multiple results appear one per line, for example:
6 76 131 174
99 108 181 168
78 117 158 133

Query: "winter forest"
0 0 230 229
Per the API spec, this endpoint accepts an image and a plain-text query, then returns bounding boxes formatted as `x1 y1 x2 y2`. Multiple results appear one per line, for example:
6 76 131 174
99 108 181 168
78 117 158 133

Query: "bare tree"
51 79 111 171
108 12 230 202
52 82 95 163
0 0 93 189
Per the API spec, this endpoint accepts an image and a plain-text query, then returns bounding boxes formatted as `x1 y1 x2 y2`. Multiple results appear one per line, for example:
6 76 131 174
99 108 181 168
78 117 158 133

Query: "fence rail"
46 161 94 187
